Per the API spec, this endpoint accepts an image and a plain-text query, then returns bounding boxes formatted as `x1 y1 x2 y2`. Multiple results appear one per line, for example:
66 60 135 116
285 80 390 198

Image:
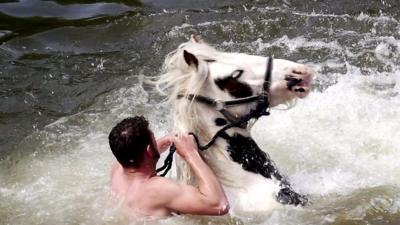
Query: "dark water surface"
1 1 400 224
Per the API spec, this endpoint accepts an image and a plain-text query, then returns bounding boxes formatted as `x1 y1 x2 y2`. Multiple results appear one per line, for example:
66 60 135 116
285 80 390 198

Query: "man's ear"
146 144 152 153
183 50 199 69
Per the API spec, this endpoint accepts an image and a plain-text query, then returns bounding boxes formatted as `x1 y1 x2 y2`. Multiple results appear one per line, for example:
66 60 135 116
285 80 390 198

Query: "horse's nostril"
285 76 303 90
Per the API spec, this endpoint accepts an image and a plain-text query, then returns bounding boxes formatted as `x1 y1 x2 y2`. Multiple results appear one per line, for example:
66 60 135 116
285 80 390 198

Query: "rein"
157 57 273 177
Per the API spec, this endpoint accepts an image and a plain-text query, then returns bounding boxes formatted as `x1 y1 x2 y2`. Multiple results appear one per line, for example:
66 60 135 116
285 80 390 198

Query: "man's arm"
158 134 229 215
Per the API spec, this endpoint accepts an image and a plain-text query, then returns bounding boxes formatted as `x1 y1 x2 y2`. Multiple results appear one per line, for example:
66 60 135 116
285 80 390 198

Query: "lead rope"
156 119 243 177
156 57 273 177
156 145 176 177
156 118 251 177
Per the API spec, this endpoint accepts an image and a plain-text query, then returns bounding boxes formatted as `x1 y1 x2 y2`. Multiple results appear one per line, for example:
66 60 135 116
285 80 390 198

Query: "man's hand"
173 134 199 160
156 135 174 153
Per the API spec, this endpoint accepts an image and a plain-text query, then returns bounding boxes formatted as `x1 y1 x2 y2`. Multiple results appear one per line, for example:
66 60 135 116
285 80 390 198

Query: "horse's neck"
172 102 254 181
173 105 282 184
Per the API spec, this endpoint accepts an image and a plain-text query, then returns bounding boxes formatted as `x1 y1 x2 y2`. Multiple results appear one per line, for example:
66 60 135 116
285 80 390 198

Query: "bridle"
157 57 274 176
177 94 264 124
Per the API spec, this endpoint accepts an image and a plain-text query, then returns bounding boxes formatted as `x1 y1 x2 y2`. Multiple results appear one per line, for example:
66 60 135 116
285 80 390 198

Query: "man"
108 116 229 217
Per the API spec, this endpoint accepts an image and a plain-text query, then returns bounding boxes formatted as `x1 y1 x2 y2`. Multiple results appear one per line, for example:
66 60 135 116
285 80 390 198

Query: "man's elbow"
217 200 230 215
209 198 230 215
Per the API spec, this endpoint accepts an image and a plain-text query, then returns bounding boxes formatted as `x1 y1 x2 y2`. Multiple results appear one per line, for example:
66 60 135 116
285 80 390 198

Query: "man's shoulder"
148 176 179 188
131 176 180 208
146 176 181 196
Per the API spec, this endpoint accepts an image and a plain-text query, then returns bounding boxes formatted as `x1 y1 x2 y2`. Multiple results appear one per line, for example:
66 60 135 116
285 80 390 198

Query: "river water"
1 0 400 224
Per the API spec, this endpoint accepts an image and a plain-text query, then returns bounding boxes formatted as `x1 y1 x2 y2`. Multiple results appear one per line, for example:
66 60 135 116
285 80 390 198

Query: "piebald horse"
157 36 314 217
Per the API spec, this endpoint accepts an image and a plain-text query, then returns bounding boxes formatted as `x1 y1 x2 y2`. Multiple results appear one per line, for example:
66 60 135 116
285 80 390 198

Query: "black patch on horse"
221 132 308 206
215 74 253 98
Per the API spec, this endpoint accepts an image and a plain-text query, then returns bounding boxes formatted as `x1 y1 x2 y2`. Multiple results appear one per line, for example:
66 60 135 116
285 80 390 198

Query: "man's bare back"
109 118 229 218
111 163 176 217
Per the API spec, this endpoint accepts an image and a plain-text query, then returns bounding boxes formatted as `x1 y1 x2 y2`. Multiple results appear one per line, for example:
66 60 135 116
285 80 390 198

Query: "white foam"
374 37 400 66
356 12 398 23
2 68 400 225
167 20 237 38
292 10 352 19
219 36 343 55
253 69 400 198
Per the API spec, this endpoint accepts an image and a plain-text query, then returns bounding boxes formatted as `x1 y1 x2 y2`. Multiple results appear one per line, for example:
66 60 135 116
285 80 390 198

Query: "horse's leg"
221 132 308 206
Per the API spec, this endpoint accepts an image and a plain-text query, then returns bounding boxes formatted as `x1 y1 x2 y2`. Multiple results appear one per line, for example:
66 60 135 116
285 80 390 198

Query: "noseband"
157 57 274 176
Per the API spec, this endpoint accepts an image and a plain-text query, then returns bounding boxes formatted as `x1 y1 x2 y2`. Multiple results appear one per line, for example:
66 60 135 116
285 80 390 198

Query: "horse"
156 35 314 217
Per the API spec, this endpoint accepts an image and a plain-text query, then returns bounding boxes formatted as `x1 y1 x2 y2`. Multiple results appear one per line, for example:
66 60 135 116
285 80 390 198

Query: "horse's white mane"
157 40 218 96
156 39 232 182
156 40 222 132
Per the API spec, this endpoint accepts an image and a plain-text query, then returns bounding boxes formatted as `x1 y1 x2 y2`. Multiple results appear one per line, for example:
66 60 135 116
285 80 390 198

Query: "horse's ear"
190 34 203 43
183 50 199 69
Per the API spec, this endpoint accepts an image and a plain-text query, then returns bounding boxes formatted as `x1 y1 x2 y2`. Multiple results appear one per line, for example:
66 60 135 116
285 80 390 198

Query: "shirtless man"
108 116 229 217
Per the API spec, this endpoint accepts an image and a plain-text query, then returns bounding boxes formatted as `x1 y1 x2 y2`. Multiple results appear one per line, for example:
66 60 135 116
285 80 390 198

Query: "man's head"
109 116 157 168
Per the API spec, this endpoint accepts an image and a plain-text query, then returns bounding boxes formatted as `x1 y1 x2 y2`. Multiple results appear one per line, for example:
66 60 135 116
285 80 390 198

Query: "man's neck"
122 163 157 179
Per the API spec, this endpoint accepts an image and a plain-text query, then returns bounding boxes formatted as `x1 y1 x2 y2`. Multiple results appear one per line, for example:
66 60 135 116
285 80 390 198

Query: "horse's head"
157 37 314 131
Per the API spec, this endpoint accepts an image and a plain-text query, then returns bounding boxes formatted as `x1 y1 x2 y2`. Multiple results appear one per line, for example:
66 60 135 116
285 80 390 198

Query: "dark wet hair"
108 116 151 168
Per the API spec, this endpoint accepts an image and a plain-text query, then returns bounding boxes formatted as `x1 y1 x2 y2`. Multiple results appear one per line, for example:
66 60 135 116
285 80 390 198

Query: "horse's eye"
231 70 243 79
